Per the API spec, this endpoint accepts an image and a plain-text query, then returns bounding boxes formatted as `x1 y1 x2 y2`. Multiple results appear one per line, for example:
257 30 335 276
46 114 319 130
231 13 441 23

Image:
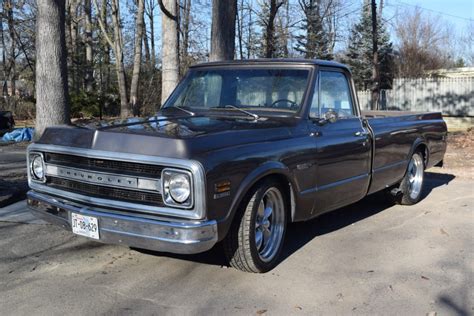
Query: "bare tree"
5 0 16 97
130 0 145 115
67 0 80 93
263 0 285 58
35 0 70 139
370 0 379 110
0 11 7 96
159 0 179 104
94 0 129 117
210 0 237 61
145 0 157 69
84 0 94 91
394 7 454 77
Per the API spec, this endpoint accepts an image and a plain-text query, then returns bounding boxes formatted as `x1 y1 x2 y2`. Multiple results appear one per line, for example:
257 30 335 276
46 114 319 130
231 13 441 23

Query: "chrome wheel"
254 187 285 262
407 153 424 200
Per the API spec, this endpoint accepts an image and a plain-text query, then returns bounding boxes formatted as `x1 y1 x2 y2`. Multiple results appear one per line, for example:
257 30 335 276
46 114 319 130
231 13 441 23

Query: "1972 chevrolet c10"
27 59 447 272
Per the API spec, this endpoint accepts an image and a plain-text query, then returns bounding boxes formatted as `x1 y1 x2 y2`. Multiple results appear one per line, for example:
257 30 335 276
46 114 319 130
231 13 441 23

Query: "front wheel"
391 151 425 205
223 179 288 273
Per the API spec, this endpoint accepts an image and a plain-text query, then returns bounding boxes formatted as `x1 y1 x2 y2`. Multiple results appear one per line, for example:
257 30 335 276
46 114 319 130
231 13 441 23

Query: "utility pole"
371 0 380 110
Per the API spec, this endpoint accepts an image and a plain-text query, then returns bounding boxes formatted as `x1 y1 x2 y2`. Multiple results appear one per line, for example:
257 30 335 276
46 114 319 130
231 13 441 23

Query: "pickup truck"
27 59 447 273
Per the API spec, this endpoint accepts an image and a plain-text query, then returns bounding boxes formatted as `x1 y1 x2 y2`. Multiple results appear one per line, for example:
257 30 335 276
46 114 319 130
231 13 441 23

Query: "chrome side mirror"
317 109 338 125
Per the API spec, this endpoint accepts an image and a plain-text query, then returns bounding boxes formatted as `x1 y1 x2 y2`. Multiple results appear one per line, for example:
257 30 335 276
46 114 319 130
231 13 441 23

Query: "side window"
319 71 354 117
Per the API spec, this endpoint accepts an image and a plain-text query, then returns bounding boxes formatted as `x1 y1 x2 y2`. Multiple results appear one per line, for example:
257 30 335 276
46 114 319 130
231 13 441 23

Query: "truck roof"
190 58 351 72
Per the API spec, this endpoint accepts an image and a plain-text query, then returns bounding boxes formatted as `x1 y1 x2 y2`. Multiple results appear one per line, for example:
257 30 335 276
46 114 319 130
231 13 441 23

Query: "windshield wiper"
162 106 195 116
222 105 259 120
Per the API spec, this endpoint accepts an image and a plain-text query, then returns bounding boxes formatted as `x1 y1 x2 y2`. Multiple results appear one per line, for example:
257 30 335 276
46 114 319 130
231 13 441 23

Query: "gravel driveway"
0 172 472 315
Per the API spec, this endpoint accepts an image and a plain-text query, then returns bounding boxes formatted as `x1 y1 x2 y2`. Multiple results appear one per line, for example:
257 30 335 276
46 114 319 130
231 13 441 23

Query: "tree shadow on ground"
0 179 28 208
134 172 455 268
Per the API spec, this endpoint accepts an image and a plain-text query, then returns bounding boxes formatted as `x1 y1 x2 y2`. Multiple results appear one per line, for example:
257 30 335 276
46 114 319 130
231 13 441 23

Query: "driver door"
309 69 371 214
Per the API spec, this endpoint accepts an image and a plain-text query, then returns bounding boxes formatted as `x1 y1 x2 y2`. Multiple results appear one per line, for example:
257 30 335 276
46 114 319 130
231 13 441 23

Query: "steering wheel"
270 99 298 109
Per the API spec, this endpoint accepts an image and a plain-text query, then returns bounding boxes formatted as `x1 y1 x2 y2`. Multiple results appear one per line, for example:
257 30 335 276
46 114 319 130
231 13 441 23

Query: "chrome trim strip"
27 144 207 220
45 164 162 192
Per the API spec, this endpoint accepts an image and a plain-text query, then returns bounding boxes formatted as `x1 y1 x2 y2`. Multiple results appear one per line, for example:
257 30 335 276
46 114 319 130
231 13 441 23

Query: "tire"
223 179 288 273
390 151 425 205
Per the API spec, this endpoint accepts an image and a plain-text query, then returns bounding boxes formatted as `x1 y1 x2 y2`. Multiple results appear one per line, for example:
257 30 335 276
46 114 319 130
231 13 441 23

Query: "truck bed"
362 110 447 195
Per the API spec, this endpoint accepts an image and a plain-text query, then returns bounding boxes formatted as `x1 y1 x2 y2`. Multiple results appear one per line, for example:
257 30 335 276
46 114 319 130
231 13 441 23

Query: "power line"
390 0 473 21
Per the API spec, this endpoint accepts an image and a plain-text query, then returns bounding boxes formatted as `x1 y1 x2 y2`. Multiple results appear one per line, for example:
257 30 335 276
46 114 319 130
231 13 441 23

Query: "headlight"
162 169 193 208
30 154 45 181
169 173 191 202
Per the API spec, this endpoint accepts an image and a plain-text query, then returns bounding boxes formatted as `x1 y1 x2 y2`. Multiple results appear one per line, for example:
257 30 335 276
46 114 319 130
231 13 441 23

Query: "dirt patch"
433 129 474 179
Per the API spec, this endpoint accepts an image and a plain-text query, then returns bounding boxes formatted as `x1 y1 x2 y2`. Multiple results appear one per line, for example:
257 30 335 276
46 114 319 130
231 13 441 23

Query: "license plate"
71 213 99 240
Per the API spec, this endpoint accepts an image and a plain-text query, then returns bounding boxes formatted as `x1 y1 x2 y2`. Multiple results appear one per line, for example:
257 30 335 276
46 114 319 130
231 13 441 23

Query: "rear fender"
407 137 429 168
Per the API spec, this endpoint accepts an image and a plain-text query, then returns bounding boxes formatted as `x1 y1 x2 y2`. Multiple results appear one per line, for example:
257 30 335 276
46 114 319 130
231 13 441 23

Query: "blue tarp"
1 128 34 142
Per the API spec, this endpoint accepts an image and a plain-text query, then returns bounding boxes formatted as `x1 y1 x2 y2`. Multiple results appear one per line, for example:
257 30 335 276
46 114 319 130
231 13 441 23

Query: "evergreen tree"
342 4 393 90
295 0 333 60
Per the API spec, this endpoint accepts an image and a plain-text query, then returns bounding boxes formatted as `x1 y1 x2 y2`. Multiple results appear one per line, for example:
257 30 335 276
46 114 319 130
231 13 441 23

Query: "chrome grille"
44 152 164 177
48 176 164 206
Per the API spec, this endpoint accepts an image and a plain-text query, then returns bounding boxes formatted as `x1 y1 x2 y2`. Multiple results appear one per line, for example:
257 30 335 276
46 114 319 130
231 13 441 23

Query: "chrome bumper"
27 191 218 254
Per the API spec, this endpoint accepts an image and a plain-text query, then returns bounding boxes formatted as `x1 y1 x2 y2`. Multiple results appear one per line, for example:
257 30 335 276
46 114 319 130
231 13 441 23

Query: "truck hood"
37 115 304 159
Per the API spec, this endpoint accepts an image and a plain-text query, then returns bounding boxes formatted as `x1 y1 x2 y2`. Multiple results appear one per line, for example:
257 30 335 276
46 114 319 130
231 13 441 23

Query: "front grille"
44 152 164 177
47 176 164 206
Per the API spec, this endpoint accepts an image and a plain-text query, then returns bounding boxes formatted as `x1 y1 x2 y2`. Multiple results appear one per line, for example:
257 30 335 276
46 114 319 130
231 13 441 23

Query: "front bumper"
27 191 218 254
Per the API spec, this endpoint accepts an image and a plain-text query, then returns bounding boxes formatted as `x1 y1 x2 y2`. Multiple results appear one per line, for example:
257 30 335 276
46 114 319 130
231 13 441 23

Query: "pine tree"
295 0 332 60
342 3 393 90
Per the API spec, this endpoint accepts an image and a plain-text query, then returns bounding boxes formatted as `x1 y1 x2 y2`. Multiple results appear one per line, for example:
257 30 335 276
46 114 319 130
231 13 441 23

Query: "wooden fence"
357 78 474 116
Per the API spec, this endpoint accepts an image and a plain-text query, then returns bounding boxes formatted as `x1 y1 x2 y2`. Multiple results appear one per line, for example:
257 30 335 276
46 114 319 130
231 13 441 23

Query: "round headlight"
31 155 44 180
168 173 191 203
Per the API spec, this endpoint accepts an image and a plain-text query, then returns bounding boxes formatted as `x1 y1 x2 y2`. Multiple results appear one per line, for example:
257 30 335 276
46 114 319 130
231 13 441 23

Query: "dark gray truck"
27 59 447 272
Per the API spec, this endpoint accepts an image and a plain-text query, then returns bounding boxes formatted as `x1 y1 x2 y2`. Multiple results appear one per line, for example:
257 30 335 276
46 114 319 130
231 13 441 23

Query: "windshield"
164 68 310 114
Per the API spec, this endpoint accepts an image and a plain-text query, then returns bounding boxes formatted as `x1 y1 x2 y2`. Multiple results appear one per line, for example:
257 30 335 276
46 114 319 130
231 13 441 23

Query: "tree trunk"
69 0 79 93
146 0 156 69
143 19 151 66
159 0 179 104
265 0 282 58
35 0 70 139
371 0 380 110
210 0 237 61
5 0 16 97
84 0 94 91
0 8 8 97
181 0 191 67
236 0 244 59
111 0 129 117
130 0 145 116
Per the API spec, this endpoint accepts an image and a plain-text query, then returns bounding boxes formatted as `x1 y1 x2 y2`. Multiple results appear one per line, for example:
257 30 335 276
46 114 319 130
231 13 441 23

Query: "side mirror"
317 109 338 125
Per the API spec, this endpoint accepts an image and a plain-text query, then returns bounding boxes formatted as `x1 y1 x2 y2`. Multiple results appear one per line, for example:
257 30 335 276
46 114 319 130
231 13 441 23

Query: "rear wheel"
223 179 287 273
390 151 425 205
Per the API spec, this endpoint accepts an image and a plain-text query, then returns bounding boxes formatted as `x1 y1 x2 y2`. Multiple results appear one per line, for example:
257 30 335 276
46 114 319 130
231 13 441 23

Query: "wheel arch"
219 162 297 240
409 138 429 168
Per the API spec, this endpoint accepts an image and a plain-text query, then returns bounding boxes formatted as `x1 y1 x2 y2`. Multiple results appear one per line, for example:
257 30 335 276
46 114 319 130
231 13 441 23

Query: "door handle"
310 131 322 137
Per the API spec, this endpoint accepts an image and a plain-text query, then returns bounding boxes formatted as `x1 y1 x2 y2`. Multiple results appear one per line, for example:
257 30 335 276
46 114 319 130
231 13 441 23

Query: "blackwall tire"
223 179 288 273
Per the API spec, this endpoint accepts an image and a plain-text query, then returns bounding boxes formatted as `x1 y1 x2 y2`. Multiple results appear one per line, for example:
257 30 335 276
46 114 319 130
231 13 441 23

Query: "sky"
383 0 473 34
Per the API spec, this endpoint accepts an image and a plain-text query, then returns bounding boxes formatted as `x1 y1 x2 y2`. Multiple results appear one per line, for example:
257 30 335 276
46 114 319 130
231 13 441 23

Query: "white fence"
357 78 474 116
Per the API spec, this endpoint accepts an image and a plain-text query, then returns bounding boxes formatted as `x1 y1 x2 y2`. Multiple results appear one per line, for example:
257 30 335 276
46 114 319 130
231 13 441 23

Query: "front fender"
216 161 294 240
